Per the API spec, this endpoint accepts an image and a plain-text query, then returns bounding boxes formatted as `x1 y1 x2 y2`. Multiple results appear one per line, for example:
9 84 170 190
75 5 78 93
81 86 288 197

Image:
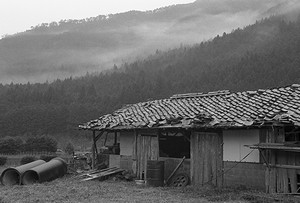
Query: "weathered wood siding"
191 132 223 187
264 128 300 193
158 157 191 180
224 161 266 190
133 133 159 179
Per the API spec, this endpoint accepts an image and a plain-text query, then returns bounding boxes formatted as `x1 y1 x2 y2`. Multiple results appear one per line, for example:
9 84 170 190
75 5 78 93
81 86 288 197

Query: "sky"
0 0 195 37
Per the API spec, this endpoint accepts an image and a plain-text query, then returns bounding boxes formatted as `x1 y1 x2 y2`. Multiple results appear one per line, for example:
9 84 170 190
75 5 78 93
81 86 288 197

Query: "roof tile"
79 84 300 130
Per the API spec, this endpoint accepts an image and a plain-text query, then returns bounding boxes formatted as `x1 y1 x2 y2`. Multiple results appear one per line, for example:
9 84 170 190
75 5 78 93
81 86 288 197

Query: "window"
285 126 300 142
159 131 190 158
99 132 120 155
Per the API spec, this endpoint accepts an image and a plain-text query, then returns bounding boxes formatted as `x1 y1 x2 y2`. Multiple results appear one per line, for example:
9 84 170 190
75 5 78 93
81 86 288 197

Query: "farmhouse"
79 84 300 193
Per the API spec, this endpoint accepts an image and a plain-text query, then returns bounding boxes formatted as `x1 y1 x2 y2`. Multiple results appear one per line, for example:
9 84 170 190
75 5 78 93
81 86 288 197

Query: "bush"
64 142 74 155
0 137 23 154
0 156 7 166
24 136 58 152
20 156 37 165
40 155 57 162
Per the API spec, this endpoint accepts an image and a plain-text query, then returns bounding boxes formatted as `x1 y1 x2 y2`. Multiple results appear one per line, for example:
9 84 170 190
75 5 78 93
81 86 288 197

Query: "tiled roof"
79 84 300 130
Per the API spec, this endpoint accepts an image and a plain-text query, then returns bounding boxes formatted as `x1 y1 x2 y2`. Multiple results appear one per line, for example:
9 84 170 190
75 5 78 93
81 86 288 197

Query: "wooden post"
92 130 96 169
132 130 138 174
217 131 224 187
114 132 118 145
268 128 277 193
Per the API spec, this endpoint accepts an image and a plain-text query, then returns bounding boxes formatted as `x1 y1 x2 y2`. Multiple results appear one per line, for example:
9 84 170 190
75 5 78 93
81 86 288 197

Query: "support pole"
92 130 96 169
95 131 105 142
94 136 98 156
114 132 118 145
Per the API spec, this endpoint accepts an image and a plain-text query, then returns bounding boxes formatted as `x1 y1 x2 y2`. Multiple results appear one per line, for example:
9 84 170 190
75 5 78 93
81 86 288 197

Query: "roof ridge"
170 84 300 99
170 90 230 99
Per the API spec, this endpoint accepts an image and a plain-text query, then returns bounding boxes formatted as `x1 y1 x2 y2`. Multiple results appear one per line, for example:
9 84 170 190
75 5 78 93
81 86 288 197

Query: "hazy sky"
0 0 195 37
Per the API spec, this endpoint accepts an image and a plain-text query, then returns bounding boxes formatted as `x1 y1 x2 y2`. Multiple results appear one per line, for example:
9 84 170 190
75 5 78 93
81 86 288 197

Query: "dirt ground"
0 166 300 203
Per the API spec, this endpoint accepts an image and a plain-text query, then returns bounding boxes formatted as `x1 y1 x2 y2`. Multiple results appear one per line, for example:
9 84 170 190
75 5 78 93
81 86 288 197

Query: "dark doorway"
159 132 190 158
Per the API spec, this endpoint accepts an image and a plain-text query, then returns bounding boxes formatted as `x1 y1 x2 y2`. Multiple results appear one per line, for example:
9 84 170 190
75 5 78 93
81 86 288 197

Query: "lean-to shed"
80 84 300 193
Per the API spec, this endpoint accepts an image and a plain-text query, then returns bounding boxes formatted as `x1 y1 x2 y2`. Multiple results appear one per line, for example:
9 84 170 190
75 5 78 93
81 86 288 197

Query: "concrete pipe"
22 157 67 185
0 160 46 186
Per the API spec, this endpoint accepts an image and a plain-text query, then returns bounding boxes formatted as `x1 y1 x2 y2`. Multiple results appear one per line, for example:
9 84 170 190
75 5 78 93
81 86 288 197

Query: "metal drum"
146 160 164 187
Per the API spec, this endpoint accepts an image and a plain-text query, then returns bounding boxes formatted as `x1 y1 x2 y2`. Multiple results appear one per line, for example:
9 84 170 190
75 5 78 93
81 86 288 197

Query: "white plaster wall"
223 129 260 162
120 131 135 156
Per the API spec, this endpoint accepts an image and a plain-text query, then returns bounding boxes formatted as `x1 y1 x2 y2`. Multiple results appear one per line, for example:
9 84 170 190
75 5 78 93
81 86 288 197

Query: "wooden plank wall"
191 132 223 187
158 157 191 179
134 133 159 180
264 127 300 193
263 128 276 193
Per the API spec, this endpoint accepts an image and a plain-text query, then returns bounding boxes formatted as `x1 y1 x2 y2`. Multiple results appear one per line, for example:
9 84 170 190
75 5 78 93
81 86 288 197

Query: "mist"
0 0 299 84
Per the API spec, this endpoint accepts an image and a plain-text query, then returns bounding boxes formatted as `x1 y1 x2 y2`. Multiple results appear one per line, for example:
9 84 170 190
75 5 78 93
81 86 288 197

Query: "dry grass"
179 185 300 203
1 166 300 203
0 175 208 203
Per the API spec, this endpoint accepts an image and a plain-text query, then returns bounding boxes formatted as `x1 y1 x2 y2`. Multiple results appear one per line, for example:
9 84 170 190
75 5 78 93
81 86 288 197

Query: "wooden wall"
158 157 191 180
224 161 266 190
190 131 223 187
263 127 300 193
132 132 159 179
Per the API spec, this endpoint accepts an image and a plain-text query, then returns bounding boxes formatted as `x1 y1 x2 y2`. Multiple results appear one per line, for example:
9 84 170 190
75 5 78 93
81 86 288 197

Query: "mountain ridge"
0 0 296 84
0 15 300 139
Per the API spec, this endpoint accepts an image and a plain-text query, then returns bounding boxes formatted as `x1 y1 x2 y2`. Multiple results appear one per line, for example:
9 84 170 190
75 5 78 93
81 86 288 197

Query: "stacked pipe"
0 160 46 186
0 157 67 186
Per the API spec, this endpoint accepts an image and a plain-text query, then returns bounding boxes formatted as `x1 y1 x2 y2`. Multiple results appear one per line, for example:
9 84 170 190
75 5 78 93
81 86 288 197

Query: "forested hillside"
0 15 300 140
0 0 293 84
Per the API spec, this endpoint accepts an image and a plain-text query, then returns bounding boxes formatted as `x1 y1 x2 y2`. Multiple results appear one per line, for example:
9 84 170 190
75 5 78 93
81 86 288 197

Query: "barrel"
146 160 164 187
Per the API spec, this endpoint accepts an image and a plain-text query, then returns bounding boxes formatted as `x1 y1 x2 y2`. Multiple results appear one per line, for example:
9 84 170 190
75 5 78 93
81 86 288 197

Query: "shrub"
0 137 23 154
24 136 58 152
64 142 74 155
20 156 37 165
0 156 7 166
40 155 57 162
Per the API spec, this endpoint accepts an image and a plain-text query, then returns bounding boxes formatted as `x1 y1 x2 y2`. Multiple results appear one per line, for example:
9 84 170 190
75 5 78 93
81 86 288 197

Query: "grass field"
1 166 300 203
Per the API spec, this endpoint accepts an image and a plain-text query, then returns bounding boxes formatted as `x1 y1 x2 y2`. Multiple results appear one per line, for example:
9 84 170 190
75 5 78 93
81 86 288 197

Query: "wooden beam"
104 132 108 146
94 138 98 155
259 149 270 169
95 131 105 142
285 131 300 135
267 164 300 170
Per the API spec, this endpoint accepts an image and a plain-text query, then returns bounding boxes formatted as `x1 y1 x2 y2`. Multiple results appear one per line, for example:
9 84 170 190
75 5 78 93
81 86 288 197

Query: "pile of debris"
76 167 125 181
112 170 135 181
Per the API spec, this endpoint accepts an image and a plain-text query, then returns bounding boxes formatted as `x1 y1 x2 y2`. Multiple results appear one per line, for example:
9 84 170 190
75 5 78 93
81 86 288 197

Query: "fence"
0 151 57 156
